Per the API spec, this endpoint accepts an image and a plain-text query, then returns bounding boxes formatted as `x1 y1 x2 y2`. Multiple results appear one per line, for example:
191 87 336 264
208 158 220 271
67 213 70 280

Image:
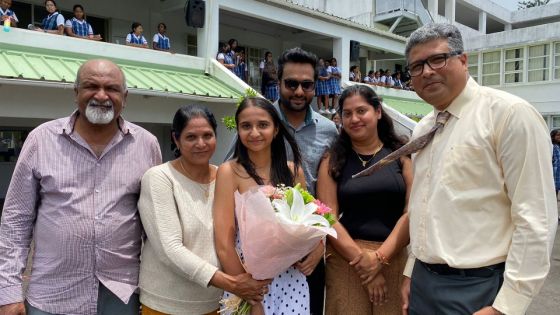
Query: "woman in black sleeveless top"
317 85 412 315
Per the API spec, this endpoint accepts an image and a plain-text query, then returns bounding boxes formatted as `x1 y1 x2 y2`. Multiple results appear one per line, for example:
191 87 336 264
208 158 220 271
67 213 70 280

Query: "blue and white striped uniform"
326 66 341 95
126 33 148 45
264 83 279 102
41 12 64 30
152 33 170 50
0 7 18 25
315 67 330 96
65 18 93 37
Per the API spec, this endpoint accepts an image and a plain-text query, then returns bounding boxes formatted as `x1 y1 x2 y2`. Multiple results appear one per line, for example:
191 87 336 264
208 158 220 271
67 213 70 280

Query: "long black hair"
171 104 217 158
328 85 406 180
552 129 560 145
130 22 142 34
233 97 301 186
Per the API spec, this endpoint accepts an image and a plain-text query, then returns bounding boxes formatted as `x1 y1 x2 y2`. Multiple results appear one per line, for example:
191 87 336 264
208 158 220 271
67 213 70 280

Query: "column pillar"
333 37 350 83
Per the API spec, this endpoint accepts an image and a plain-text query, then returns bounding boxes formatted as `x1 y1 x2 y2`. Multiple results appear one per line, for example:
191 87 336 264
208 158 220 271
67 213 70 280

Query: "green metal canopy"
382 96 432 118
0 44 242 100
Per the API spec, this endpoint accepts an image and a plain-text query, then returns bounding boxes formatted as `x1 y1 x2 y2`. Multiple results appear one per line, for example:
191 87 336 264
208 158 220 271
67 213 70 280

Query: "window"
468 53 479 82
504 48 524 84
554 42 560 80
528 44 549 82
0 130 29 163
187 34 197 56
553 115 560 129
246 46 267 91
482 51 500 86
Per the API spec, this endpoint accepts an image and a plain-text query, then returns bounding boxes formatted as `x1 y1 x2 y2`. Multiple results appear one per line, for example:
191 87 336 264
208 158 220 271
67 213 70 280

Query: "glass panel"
482 63 500 74
0 130 29 162
505 49 523 59
555 68 560 80
505 73 523 83
555 42 560 52
529 44 549 57
482 74 500 85
528 69 549 82
505 61 523 71
468 65 478 77
483 51 500 63
555 55 560 66
553 116 560 128
468 54 478 65
529 57 548 69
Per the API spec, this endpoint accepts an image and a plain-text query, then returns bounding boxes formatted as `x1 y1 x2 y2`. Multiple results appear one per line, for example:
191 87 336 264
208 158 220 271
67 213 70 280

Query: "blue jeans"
25 282 140 315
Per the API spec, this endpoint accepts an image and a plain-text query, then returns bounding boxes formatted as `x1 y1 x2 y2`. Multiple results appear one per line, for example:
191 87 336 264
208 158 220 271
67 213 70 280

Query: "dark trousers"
25 282 140 315
307 259 325 315
409 260 504 315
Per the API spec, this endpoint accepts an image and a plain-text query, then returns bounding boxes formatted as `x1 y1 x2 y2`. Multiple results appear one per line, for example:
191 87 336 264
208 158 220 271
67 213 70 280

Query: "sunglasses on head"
283 79 315 92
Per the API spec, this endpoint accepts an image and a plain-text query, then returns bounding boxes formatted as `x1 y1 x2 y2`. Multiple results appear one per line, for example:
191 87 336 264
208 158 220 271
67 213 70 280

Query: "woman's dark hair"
233 97 302 186
264 51 272 59
157 22 166 30
45 0 57 7
552 129 560 145
130 22 142 34
350 65 358 72
328 85 406 180
277 47 318 81
228 38 238 52
171 104 217 158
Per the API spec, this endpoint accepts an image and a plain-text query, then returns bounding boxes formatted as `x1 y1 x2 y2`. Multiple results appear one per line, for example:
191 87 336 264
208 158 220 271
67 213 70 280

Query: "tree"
518 0 550 10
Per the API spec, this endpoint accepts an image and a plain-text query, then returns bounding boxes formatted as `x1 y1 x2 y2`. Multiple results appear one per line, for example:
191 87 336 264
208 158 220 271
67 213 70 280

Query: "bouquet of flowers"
220 184 337 314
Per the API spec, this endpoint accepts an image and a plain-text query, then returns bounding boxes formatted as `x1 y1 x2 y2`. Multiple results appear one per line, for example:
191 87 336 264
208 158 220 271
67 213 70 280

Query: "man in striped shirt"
0 59 162 315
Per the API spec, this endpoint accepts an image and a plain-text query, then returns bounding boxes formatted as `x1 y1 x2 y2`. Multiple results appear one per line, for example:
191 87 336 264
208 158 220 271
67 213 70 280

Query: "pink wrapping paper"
234 187 335 280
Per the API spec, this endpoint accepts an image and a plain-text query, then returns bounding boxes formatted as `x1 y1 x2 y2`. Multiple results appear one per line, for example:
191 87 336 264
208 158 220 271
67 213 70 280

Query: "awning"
0 44 242 101
382 96 432 118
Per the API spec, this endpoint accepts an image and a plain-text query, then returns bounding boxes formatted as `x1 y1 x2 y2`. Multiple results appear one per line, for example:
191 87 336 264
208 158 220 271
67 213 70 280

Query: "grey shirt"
224 102 338 196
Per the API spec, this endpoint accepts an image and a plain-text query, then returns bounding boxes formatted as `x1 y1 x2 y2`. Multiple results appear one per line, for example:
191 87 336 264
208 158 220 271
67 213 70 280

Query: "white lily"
272 188 331 228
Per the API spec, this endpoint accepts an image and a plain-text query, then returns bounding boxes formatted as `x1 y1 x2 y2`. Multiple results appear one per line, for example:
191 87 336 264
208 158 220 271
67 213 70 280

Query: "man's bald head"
74 59 127 92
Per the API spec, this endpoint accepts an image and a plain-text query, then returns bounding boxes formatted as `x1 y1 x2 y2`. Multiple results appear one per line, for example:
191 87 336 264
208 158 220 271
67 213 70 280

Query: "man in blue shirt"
275 47 338 315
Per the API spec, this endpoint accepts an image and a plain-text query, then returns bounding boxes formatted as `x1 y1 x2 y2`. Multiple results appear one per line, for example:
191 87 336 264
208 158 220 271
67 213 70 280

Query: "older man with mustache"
0 59 162 315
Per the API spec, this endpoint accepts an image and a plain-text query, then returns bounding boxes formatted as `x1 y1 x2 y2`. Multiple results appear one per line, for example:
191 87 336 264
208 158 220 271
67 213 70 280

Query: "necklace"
178 158 211 199
354 142 384 167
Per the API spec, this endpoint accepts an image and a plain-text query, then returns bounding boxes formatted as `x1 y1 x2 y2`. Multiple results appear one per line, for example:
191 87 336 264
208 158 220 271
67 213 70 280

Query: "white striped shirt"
0 111 161 314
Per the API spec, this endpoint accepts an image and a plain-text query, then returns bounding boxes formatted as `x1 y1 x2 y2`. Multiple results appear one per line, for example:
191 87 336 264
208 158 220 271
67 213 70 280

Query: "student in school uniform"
152 22 171 52
126 22 148 49
35 0 64 35
327 57 342 114
65 4 101 41
0 0 18 28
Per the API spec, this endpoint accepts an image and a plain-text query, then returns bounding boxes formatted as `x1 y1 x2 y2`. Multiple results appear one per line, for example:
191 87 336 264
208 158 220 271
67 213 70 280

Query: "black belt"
421 261 505 277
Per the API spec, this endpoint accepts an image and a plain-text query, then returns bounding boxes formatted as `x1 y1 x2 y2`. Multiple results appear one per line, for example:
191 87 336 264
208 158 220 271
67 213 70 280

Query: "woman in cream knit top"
138 105 270 315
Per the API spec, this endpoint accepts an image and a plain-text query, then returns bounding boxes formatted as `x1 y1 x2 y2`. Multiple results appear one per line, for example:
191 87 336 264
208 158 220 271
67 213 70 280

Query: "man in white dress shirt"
400 23 557 315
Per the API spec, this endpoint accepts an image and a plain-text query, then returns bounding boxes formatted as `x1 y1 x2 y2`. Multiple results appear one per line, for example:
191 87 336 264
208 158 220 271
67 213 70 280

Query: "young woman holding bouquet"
137 105 269 315
214 97 324 315
317 85 412 314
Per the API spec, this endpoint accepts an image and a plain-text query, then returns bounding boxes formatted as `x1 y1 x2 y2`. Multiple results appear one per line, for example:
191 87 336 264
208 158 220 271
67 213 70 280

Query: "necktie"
353 111 452 178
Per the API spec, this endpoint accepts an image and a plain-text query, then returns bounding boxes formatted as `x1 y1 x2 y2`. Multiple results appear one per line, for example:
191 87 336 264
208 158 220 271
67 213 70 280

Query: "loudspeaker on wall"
185 0 205 28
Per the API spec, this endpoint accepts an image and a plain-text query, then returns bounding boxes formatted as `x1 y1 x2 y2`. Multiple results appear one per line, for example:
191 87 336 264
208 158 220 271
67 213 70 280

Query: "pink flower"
313 200 332 215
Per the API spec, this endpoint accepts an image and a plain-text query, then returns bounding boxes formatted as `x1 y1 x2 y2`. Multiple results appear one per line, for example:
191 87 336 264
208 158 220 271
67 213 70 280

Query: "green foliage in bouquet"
222 88 259 131
285 183 315 206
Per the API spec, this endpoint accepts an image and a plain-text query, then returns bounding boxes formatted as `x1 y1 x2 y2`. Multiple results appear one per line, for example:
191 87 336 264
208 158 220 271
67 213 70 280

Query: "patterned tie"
352 111 452 178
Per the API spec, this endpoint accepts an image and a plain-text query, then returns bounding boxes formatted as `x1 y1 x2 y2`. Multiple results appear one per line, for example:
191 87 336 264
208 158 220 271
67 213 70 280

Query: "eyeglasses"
407 51 462 77
283 79 315 92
